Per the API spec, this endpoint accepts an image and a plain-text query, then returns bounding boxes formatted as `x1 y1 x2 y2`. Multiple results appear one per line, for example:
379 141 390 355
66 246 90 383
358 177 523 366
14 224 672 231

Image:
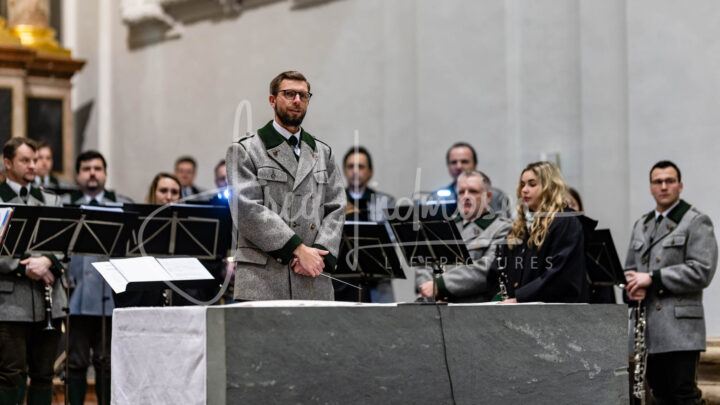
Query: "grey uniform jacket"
0 181 67 322
416 214 511 302
625 199 718 354
63 190 134 316
227 121 346 301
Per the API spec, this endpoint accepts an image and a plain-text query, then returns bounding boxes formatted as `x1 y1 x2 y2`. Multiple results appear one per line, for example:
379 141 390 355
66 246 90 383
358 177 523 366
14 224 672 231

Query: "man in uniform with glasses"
227 71 346 301
624 160 717 404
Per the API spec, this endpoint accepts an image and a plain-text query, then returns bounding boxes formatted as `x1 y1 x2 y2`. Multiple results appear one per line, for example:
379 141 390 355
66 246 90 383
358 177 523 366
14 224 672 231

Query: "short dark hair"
76 150 107 173
567 187 584 212
343 146 373 171
3 137 37 161
650 160 681 182
36 140 50 150
214 159 226 175
446 142 477 165
269 71 310 96
175 156 197 170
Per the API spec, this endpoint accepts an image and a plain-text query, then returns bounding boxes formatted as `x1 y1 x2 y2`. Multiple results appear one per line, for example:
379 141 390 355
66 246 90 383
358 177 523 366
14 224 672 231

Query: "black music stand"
386 206 470 303
116 203 231 306
585 228 625 303
335 221 404 302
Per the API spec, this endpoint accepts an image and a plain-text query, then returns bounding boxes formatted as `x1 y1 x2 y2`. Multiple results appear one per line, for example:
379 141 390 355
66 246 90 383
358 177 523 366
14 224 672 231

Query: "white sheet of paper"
156 257 214 280
110 256 171 282
92 261 129 293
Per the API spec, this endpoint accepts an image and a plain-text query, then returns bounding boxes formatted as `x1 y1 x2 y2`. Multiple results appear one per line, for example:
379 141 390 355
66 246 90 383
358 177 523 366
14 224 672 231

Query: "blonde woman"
491 161 588 303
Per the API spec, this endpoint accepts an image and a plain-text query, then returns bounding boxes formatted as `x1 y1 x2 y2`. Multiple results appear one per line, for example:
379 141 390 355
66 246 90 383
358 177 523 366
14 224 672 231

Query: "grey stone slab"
440 304 629 405
219 305 451 404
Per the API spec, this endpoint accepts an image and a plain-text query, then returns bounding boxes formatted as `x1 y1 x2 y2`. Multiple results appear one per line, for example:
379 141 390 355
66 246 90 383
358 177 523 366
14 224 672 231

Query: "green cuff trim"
312 244 337 272
268 234 303 265
491 293 503 302
651 270 665 291
43 254 64 279
436 276 451 300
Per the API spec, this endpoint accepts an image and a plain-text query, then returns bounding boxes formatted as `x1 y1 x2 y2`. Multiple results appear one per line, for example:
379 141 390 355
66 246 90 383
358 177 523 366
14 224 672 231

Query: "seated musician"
489 161 588 303
415 170 510 302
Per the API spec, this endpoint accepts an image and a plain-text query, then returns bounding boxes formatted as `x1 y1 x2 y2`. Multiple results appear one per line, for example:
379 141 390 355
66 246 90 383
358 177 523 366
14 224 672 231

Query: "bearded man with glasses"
226 71 346 301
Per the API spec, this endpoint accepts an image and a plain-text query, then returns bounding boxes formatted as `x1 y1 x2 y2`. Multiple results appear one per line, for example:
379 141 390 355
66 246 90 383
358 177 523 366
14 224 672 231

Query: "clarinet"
44 284 55 330
495 245 509 301
632 301 647 404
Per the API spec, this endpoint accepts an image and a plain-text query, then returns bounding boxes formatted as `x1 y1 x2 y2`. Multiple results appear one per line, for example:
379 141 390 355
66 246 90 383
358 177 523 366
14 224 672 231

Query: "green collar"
0 181 15 202
643 199 691 224
455 212 498 230
70 189 117 204
0 181 44 203
29 186 44 203
474 213 498 230
257 120 316 151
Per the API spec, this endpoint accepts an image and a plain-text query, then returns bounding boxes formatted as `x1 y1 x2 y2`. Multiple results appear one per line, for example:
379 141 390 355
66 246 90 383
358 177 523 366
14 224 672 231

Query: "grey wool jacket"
227 121 346 301
625 199 718 353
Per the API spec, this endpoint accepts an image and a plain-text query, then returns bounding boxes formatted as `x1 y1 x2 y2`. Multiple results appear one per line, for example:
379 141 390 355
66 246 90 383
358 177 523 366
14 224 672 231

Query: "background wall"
64 0 720 334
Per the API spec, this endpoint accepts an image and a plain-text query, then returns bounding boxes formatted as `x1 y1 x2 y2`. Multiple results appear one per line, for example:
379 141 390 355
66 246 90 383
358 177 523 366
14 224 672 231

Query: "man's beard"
275 105 306 128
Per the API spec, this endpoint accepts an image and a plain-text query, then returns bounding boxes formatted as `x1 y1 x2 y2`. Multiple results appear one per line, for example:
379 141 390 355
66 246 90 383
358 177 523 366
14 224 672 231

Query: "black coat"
490 212 588 303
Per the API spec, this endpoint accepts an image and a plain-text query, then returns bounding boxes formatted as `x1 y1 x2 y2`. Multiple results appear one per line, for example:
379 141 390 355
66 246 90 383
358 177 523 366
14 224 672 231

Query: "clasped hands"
625 270 652 301
21 256 54 285
290 244 328 277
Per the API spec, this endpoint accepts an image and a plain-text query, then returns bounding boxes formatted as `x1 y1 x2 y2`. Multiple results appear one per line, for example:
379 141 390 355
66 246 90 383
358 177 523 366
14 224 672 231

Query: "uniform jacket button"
310 223 316 230
513 282 519 287
656 258 661 263
292 221 297 228
271 173 276 180
642 257 648 264
276 258 282 263
656 304 662 311
658 289 664 295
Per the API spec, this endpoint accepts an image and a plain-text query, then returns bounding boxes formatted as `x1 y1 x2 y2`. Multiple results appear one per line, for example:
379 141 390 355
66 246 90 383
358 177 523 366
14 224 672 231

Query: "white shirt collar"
6 178 28 196
273 119 301 140
83 190 105 204
655 199 680 219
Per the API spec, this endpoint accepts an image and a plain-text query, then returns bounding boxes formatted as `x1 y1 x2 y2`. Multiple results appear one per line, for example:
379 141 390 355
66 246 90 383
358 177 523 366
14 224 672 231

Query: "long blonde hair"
508 161 568 249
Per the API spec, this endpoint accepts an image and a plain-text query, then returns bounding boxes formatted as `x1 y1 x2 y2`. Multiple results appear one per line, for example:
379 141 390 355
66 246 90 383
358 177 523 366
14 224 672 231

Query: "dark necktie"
19 187 27 202
89 199 100 206
287 136 299 161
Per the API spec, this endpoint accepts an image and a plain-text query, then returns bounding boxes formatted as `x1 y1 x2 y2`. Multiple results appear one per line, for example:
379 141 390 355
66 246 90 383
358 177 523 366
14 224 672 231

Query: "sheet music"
157 257 214 280
110 256 172 282
93 261 129 293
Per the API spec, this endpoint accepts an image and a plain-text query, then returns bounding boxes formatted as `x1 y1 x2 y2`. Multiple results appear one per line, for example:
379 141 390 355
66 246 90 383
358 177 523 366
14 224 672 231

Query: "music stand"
386 205 470 303
335 221 404 302
585 228 625 303
117 203 232 306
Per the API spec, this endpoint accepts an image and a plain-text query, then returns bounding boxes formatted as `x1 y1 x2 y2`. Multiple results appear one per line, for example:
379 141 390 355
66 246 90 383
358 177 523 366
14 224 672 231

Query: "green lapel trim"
257 121 286 150
300 130 316 151
0 181 16 201
453 216 463 224
257 120 317 152
643 210 655 224
29 186 44 203
474 213 498 230
104 190 118 202
0 181 18 202
69 190 84 203
666 199 691 224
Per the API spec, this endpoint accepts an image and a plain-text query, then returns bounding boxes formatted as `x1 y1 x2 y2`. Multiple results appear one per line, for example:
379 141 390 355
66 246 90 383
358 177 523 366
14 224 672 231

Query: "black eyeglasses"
277 89 312 102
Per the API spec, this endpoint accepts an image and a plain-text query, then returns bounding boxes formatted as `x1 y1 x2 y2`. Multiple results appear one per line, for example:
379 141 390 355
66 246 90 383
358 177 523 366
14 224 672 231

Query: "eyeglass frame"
277 89 313 102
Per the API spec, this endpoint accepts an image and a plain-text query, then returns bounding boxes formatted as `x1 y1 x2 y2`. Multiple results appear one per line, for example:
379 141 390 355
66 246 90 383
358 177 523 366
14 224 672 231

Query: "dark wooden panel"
27 97 63 172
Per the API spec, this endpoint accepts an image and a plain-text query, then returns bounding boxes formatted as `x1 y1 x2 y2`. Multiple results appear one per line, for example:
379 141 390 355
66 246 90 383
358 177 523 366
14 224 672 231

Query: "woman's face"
520 170 541 212
567 194 580 211
155 177 181 204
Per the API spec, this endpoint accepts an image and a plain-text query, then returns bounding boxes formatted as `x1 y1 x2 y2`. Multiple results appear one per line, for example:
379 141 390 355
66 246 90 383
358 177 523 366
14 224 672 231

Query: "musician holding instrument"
0 138 65 405
624 160 717 404
489 161 588 303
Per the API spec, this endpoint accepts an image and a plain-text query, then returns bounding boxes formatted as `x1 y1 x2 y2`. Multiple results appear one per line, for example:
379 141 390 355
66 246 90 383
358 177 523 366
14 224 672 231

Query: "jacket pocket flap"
675 305 703 319
662 235 686 247
467 239 491 250
632 240 644 250
233 247 268 265
313 171 329 184
0 280 14 293
258 167 287 183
